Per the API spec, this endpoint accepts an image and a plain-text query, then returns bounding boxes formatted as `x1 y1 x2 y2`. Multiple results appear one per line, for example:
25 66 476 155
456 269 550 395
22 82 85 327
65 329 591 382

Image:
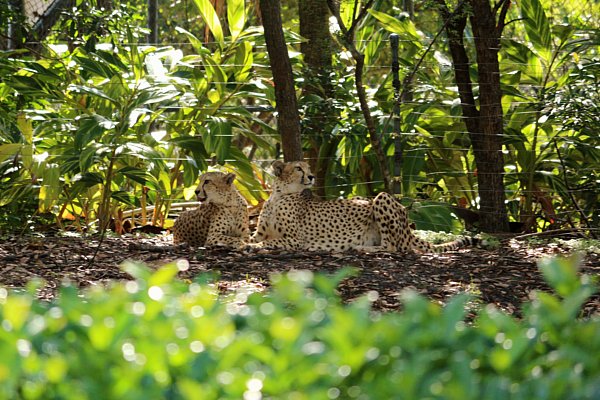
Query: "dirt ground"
0 232 598 317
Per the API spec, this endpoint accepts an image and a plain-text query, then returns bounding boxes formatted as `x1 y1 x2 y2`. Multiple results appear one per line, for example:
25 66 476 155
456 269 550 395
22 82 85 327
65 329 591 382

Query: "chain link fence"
2 0 71 50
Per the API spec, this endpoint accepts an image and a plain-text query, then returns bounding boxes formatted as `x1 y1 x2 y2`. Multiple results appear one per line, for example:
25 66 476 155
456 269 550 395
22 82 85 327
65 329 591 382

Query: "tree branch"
327 0 392 192
495 0 512 35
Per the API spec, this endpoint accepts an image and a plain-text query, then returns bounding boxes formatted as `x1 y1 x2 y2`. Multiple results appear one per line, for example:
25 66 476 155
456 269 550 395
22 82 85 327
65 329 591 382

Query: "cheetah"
250 160 477 253
173 171 249 248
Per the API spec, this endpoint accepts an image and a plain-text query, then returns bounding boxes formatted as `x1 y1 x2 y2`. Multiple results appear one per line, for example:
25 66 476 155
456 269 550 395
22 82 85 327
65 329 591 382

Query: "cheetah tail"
411 235 480 254
432 236 480 253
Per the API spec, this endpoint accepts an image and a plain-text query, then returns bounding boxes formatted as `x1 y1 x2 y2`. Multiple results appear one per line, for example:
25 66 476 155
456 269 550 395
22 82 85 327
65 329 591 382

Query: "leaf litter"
0 234 598 317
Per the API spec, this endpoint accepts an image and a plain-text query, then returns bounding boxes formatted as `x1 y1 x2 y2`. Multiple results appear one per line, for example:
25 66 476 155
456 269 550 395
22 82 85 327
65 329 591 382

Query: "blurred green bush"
0 256 598 399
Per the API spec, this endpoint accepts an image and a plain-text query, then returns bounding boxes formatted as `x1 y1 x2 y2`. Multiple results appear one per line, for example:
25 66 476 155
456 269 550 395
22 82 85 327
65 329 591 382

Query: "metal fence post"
390 33 402 195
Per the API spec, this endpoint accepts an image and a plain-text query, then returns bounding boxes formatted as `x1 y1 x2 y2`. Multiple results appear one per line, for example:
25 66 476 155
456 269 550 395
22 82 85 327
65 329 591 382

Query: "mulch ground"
0 233 598 318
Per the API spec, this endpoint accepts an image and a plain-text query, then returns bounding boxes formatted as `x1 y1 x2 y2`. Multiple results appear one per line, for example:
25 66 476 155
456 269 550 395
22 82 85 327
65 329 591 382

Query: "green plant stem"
98 147 117 235
524 40 565 222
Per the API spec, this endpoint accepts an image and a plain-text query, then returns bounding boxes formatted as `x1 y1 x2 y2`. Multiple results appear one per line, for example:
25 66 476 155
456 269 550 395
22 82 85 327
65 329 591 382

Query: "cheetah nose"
195 190 207 201
308 175 315 184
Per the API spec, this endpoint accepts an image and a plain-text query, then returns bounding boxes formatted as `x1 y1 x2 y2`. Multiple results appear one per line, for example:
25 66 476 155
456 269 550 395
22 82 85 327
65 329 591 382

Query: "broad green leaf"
192 0 224 45
74 53 119 78
409 203 461 232
9 75 45 95
363 28 384 65
526 53 544 82
539 255 582 298
169 135 209 171
117 166 150 185
111 190 137 206
227 0 246 40
203 55 228 94
234 41 253 82
175 27 205 53
368 9 420 42
0 143 22 163
95 49 129 71
226 147 267 204
39 163 61 212
3 295 31 331
102 74 128 104
16 113 33 168
75 115 115 149
339 0 359 28
402 147 425 195
207 88 221 103
23 61 63 83
148 262 181 286
552 24 576 43
0 82 10 101
68 84 117 105
205 117 232 163
521 0 552 58
135 86 180 106
73 172 104 187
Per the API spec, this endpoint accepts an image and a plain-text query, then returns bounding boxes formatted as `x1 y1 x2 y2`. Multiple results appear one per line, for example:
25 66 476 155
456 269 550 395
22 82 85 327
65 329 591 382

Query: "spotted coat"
173 172 249 248
251 160 476 253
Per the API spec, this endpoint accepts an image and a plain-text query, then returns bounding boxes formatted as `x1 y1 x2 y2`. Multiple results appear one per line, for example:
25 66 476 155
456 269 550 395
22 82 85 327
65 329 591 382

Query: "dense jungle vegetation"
0 0 598 235
1 3 600 399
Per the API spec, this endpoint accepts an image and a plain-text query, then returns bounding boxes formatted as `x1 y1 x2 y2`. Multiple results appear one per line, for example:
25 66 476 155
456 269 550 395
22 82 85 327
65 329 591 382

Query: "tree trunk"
299 0 335 197
147 0 158 44
469 0 510 232
259 0 304 162
436 0 510 232
299 0 332 69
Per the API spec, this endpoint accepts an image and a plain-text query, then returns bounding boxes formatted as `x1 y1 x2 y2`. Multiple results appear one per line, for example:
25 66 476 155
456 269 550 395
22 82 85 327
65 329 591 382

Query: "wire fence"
3 2 598 232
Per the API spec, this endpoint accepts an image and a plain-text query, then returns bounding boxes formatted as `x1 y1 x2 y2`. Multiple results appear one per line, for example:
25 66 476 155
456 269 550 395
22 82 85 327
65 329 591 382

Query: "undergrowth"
0 256 598 399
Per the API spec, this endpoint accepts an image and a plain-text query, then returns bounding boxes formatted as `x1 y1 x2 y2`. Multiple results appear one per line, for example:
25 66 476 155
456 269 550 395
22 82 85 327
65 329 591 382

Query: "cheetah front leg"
248 209 304 250
246 236 304 250
205 233 246 248
354 245 389 253
204 214 249 249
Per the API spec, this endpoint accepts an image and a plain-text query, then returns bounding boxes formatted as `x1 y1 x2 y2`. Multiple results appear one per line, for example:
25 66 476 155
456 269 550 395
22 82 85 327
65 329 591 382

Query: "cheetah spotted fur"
173 172 249 248
250 160 477 253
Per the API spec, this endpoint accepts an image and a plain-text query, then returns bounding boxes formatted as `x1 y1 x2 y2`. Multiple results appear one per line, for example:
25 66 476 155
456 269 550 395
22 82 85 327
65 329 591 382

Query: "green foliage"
0 257 598 399
2 0 598 234
0 0 272 232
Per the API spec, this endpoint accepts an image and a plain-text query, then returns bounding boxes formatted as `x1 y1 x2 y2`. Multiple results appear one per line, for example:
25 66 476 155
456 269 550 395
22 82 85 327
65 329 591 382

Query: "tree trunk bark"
299 0 335 197
469 0 510 232
259 0 304 162
436 0 510 232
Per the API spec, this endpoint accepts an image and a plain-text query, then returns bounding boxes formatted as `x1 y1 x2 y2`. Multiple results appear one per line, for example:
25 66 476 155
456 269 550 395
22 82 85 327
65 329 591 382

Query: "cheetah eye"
295 167 303 172
204 180 211 185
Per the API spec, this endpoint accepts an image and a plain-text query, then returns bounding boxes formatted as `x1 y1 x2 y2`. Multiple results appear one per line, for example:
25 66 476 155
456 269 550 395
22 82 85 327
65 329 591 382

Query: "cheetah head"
271 160 315 195
195 172 237 205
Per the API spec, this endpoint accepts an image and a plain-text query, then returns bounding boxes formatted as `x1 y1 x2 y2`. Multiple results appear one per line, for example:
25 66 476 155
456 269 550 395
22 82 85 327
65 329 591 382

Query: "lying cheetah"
173 171 249 247
250 160 477 253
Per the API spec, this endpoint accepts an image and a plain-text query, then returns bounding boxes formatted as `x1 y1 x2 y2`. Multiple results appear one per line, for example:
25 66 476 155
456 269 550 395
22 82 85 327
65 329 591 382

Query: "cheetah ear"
225 173 236 185
271 160 285 177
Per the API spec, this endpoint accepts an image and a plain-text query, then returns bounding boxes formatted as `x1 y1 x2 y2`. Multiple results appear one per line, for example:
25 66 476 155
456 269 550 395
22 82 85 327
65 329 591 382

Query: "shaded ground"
0 233 598 317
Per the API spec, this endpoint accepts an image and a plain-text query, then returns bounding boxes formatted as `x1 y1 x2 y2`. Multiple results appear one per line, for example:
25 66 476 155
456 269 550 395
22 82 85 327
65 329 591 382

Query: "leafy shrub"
0 256 598 399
